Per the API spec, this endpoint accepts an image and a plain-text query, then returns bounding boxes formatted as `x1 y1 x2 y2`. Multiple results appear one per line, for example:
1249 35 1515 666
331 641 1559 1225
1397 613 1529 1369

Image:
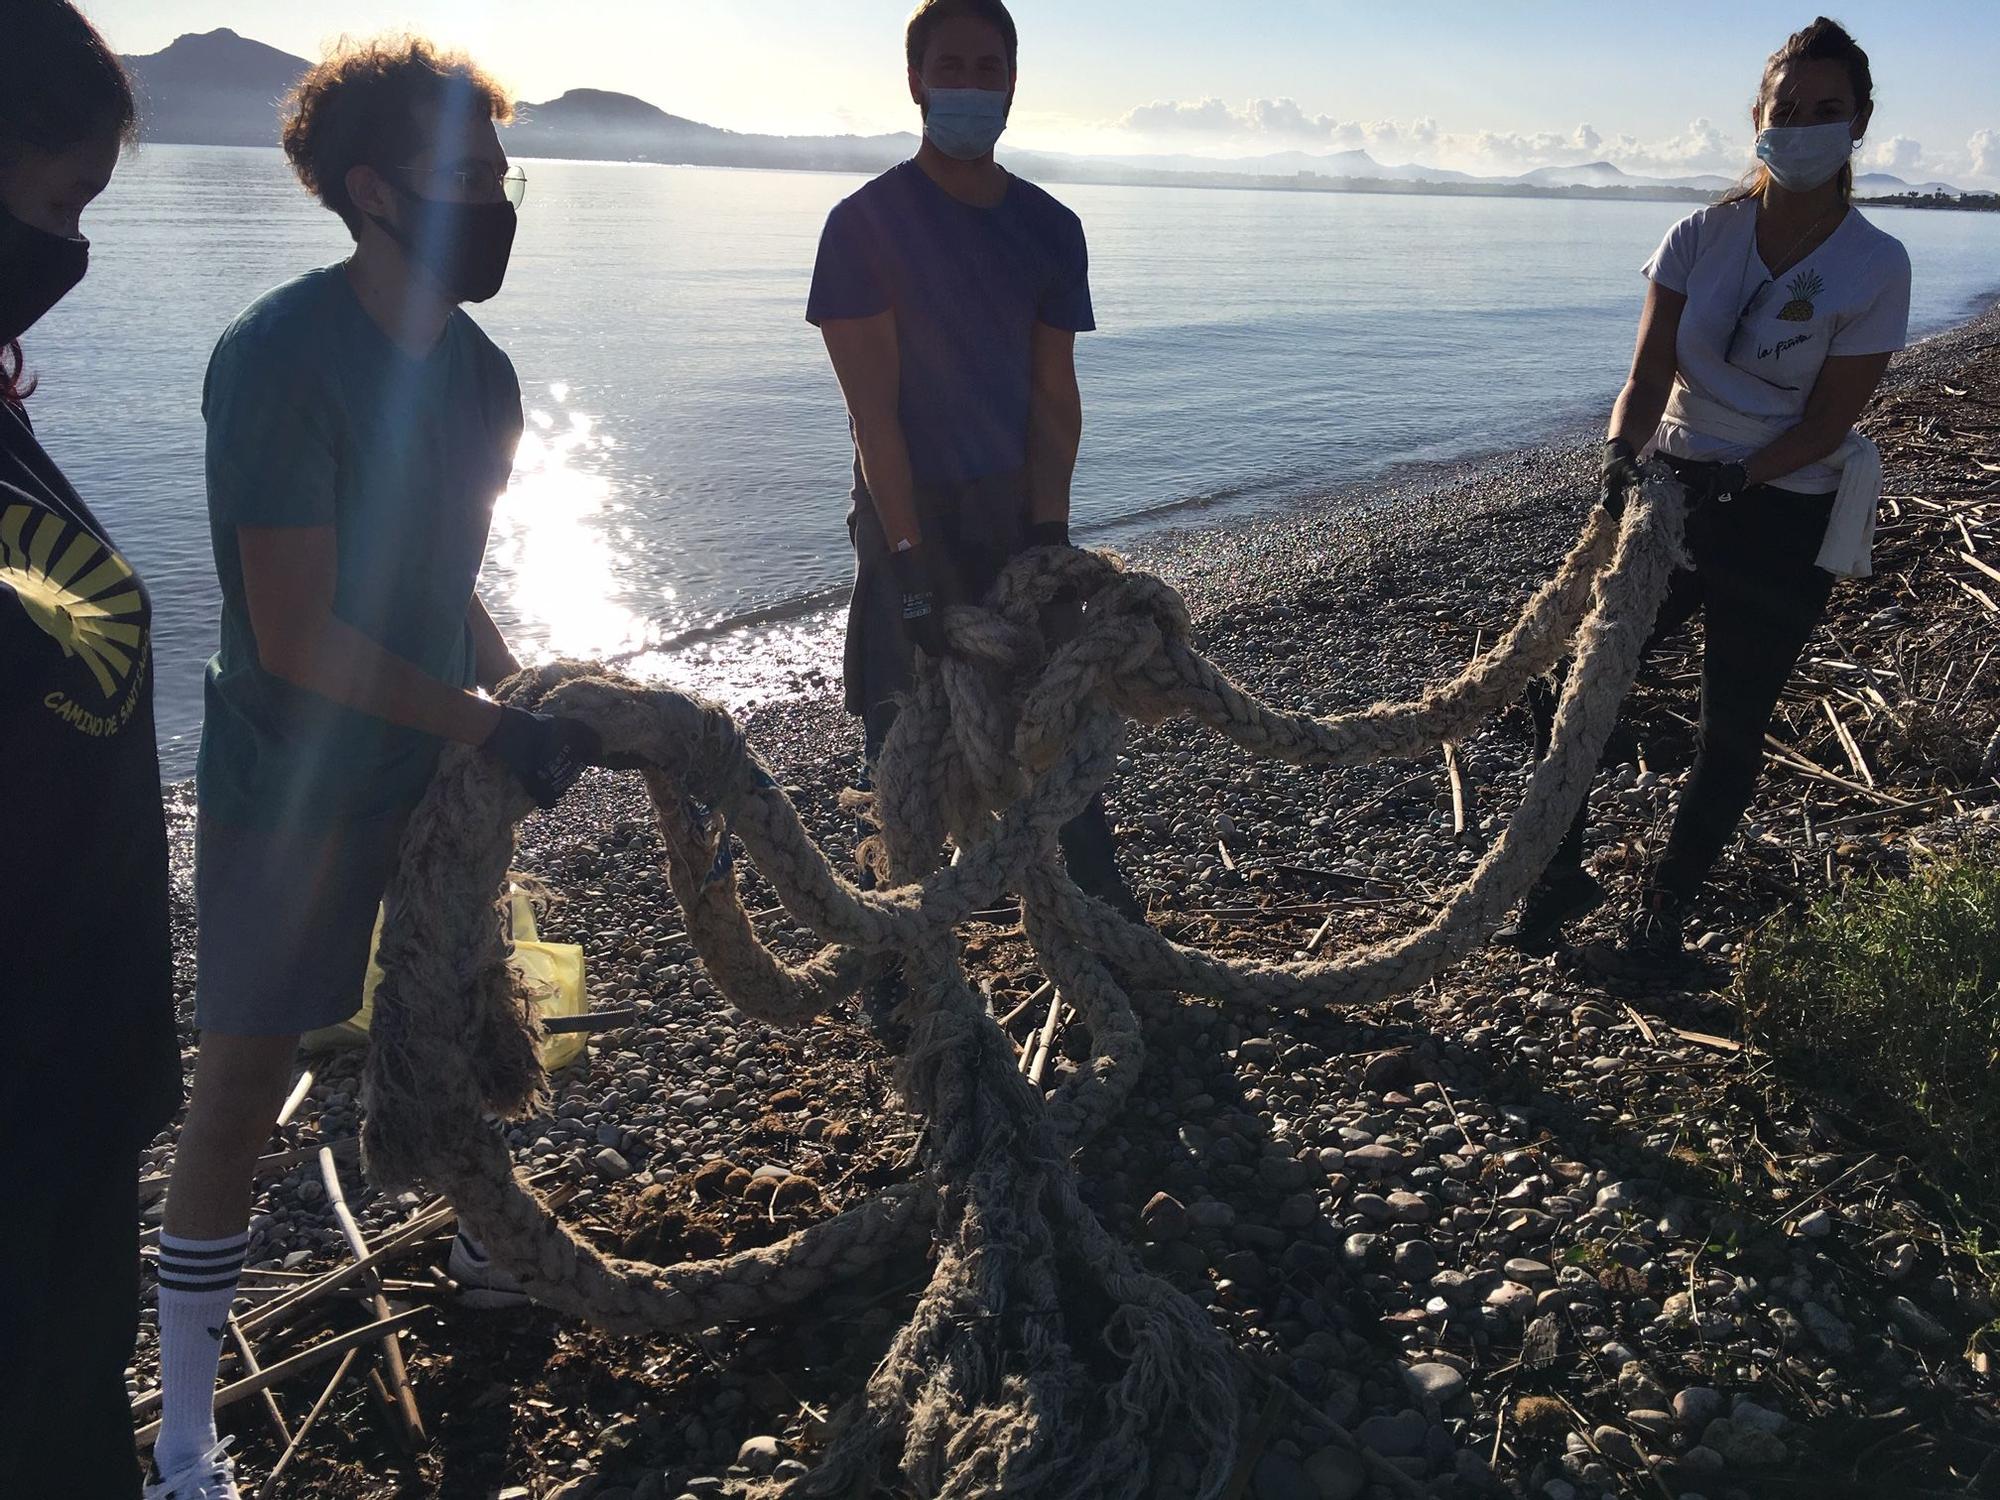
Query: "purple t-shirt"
808 161 1094 491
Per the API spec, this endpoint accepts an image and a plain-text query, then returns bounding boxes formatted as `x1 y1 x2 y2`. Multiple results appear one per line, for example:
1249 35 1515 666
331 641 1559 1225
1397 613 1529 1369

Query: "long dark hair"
0 0 136 404
1721 16 1874 208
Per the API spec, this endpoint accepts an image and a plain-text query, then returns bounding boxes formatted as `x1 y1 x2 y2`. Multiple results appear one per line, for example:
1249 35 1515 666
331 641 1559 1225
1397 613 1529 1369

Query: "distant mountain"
118 29 1969 203
1515 160 1634 189
1511 160 1735 192
1855 171 1964 198
508 90 916 173
1049 146 1478 184
122 28 307 147
121 31 917 174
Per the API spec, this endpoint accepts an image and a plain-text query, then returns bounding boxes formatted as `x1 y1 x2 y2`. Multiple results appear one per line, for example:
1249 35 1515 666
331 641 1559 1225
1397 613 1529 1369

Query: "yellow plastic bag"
301 887 589 1069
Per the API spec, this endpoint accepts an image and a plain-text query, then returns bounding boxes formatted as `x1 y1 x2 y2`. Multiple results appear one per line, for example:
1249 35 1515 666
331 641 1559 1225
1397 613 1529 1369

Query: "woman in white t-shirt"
1508 17 1911 970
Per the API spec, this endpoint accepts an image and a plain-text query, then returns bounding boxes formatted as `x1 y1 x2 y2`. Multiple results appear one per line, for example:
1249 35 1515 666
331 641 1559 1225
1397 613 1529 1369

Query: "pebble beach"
137 301 2000 1499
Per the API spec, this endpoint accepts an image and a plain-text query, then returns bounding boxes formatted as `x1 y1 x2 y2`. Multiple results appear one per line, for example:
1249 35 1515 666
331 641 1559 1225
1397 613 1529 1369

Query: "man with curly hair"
148 38 597 1499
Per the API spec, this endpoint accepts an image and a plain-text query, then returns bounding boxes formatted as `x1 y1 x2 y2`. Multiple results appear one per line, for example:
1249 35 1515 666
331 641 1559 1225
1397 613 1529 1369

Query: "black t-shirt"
806 162 1095 494
1 396 178 1142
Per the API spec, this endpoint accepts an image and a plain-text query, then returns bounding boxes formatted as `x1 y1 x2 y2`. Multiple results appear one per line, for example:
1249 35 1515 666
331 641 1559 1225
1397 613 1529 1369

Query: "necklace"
1735 197 1842 327
1758 195 1842 278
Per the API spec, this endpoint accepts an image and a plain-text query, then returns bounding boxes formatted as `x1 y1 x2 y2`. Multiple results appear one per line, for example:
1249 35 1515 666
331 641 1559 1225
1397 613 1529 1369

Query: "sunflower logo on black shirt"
2 500 150 736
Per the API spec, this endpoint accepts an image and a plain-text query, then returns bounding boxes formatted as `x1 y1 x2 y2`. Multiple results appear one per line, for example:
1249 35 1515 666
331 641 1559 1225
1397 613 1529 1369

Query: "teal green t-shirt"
197 265 523 827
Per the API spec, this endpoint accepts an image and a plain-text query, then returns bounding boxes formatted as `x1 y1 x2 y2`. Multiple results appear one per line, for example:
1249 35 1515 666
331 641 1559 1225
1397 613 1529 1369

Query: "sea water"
23 145 2000 773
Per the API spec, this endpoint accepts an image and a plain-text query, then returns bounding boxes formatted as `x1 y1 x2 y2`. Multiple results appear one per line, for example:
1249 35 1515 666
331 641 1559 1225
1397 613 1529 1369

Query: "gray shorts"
194 810 411 1036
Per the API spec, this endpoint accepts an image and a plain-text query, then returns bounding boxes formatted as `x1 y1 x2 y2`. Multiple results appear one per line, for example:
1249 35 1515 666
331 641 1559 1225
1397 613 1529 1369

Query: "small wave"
599 581 854 666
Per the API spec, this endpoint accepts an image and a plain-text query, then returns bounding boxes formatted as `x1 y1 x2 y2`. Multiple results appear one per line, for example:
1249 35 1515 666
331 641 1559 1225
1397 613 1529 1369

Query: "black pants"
1531 485 1837 900
847 476 1136 909
0 1135 149 1498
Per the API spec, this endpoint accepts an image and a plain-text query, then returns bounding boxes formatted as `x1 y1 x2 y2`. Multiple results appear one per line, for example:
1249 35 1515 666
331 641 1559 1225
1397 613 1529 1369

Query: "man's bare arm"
1026 322 1081 530
465 593 521 691
820 310 921 549
238 525 501 745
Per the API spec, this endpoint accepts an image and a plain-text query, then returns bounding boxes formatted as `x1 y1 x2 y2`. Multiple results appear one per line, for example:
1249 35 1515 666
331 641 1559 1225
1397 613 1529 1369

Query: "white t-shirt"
1642 197 1911 493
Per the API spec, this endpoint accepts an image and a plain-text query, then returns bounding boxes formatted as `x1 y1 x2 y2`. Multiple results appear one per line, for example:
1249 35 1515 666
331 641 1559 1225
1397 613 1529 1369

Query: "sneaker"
145 1438 238 1500
1497 866 1608 956
447 1231 530 1309
1581 888 1693 987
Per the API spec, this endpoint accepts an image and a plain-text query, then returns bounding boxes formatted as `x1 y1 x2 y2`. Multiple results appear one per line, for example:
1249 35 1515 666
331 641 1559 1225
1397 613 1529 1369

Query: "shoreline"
152 284 2000 789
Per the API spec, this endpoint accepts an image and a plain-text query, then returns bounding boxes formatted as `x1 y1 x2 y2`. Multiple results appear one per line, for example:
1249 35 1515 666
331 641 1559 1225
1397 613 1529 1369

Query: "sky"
82 0 2000 186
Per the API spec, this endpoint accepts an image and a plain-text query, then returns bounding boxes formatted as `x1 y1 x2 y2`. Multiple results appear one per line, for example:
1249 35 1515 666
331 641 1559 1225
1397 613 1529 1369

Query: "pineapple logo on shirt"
1 500 150 737
1777 269 1823 322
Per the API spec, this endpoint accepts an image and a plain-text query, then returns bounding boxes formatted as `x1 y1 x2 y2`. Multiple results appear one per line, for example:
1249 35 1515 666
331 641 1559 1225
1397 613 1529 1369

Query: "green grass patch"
1737 851 2000 1203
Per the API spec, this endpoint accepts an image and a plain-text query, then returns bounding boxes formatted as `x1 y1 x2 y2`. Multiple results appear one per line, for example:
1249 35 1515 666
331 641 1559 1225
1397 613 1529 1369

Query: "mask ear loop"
363 171 419 257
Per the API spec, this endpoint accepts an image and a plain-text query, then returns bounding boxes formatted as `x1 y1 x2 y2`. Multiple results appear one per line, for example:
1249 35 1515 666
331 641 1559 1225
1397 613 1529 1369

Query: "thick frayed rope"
361 470 1687 1498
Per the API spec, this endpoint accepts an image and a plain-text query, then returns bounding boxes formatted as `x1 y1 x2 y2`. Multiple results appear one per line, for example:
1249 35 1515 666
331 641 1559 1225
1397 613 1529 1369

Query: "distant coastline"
1863 191 2000 213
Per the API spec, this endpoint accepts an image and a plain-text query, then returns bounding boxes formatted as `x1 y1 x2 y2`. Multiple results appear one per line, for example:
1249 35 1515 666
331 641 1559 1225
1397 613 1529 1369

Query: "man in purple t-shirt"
808 0 1140 919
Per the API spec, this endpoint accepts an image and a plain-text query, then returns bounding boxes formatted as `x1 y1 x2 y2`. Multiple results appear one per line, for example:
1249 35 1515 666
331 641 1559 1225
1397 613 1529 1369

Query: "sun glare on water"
485 384 846 716
487 386 657 665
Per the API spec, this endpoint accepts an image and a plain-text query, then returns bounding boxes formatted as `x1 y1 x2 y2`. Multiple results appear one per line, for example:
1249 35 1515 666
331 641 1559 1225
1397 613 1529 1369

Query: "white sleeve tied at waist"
1654 382 1880 578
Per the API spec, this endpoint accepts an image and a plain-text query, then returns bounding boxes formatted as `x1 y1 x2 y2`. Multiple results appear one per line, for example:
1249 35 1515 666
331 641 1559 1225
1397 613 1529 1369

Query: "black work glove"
483 705 600 809
1026 519 1082 638
1599 438 1643 520
890 544 949 658
1662 456 1750 512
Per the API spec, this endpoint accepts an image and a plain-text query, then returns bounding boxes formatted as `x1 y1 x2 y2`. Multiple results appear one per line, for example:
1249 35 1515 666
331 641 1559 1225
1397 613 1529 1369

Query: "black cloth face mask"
370 185 516 304
0 201 89 343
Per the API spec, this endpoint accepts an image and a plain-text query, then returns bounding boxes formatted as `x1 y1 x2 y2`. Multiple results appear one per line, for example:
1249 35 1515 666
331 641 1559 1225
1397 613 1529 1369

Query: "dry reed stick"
318 1148 424 1443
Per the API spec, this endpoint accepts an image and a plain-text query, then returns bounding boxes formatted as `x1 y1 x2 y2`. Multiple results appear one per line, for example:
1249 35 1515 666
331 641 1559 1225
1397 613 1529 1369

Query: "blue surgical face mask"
1754 120 1858 193
924 86 1010 161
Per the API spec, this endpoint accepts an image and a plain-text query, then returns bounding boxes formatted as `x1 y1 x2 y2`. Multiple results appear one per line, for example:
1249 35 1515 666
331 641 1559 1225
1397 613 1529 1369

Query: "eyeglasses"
394 163 528 207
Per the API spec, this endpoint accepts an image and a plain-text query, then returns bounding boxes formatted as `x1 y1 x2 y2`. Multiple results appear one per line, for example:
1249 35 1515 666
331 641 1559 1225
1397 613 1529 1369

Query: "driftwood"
133 1310 433 1445
225 1315 291 1447
275 1070 315 1130
318 1148 424 1443
541 1006 644 1034
254 1348 361 1500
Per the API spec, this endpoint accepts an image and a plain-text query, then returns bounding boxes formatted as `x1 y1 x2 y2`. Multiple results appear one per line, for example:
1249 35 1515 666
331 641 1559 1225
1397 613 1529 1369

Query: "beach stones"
1141 1191 1191 1241
1594 1181 1644 1212
1402 1361 1466 1405
734 1436 780 1474
1673 1387 1725 1427
1303 1446 1367 1500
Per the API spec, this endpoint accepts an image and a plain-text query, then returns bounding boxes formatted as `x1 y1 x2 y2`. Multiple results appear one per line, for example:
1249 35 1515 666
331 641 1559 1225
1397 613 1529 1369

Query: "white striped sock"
154 1229 249 1475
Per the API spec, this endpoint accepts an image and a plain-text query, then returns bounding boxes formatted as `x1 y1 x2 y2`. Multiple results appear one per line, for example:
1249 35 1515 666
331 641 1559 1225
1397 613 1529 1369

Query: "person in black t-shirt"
0 6 181 1497
808 0 1143 922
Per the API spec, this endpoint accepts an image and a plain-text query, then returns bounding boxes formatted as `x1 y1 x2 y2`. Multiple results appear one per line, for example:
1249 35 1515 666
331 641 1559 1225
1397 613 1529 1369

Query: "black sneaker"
1498 866 1608 956
1581 888 1692 987
1085 875 1148 927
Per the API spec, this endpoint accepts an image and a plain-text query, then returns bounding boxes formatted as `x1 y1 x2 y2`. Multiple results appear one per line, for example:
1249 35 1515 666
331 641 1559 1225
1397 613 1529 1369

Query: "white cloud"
1970 128 2000 180
1111 98 1748 177
1120 97 1247 135
1241 97 1343 140
1865 135 1924 175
